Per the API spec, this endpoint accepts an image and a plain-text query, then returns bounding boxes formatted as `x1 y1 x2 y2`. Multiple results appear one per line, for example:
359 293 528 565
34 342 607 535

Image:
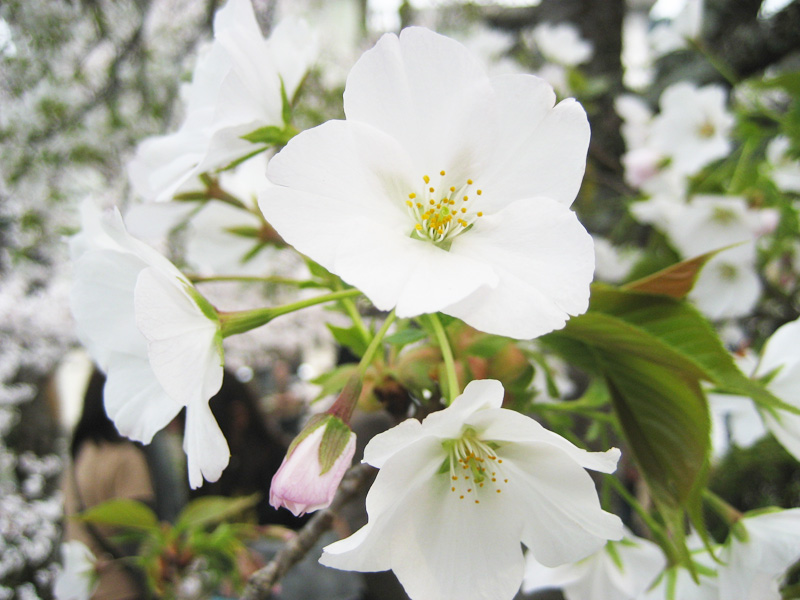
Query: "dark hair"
69 368 124 458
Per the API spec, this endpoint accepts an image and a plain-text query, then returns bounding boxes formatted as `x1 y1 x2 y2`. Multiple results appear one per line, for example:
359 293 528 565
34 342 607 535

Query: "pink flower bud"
269 415 357 516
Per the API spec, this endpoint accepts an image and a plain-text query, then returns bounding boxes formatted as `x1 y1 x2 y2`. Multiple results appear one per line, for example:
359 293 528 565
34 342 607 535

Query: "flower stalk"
218 288 362 338
427 313 459 404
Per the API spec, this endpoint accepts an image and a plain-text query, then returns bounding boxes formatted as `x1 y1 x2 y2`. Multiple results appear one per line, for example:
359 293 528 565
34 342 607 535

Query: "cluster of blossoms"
0 437 63 599
65 1 626 597
48 0 800 599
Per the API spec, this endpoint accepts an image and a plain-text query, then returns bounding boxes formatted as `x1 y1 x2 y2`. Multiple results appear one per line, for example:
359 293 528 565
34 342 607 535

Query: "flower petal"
71 250 149 366
470 407 621 474
503 442 624 566
444 197 594 339
134 267 223 409
481 75 590 208
362 417 425 469
421 379 505 438
343 27 496 175
322 436 444 572
184 402 230 489
103 354 182 444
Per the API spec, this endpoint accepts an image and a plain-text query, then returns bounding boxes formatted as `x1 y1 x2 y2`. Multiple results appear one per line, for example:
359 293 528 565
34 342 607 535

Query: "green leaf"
466 334 513 359
175 494 261 532
327 323 370 358
602 351 710 506
311 363 358 401
589 285 789 412
79 499 159 532
384 327 428 349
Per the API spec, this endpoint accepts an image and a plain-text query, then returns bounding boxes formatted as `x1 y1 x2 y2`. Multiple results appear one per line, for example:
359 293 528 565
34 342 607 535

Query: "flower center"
405 171 484 250
442 428 508 505
698 121 716 138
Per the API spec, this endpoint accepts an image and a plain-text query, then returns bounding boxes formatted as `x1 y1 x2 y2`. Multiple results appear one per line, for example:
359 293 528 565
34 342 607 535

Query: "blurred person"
62 368 153 600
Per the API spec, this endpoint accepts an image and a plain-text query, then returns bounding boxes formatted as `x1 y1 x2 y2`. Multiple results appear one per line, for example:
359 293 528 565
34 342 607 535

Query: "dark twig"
240 463 375 600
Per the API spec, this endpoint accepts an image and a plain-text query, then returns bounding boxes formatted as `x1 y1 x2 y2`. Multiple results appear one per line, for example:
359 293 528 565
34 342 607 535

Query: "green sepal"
279 75 292 126
318 416 353 475
240 125 294 146
286 413 328 457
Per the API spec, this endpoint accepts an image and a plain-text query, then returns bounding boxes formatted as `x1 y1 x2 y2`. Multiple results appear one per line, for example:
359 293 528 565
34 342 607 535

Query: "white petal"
134 267 223 408
362 417 425 468
103 354 182 444
389 470 525 600
482 76 590 208
70 250 148 366
444 197 594 339
343 27 496 174
504 442 624 566
322 436 444 572
470 407 621 474
184 402 230 489
421 379 505 438
720 509 800 600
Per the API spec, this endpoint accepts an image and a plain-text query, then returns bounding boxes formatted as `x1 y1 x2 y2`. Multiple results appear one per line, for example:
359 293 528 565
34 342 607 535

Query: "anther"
423 175 430 184
440 170 446 176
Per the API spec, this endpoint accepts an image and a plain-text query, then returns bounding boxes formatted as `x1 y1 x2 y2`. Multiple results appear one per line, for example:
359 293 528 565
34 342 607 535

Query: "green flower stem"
219 289 362 338
428 313 459 404
189 274 309 286
702 489 743 526
357 309 397 380
604 475 676 561
337 289 371 349
730 138 756 194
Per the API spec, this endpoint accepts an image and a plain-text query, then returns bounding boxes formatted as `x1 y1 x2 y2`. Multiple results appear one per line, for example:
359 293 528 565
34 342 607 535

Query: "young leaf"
79 498 159 532
327 323 370 358
602 352 710 507
175 494 261 532
623 250 720 299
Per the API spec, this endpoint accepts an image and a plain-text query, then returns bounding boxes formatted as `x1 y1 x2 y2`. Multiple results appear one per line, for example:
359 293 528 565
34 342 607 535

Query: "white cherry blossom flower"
528 22 594 67
689 245 762 320
592 237 641 283
718 509 800 600
128 0 316 202
633 195 771 320
522 531 666 600
753 317 800 461
53 541 97 600
70 201 228 488
766 135 800 194
260 27 594 339
649 82 734 176
319 379 624 600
